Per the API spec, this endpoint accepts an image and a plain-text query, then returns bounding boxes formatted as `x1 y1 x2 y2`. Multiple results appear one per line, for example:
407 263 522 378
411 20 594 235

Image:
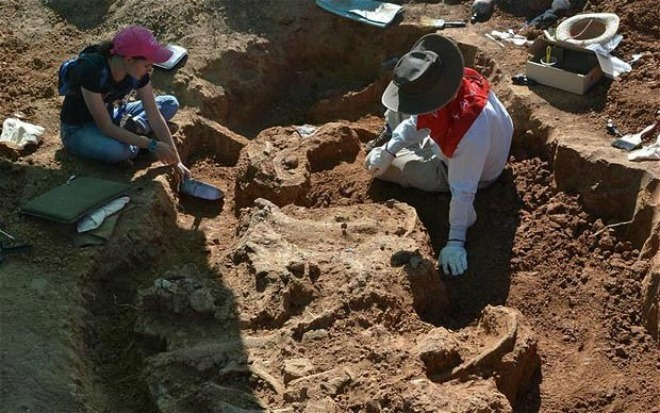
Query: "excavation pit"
91 28 658 413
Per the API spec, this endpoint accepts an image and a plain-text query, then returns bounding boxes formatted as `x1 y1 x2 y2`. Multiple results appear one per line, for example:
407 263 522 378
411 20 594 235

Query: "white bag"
0 117 45 149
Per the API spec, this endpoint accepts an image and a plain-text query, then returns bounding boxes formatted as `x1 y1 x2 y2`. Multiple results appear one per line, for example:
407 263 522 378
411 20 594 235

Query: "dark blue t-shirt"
60 53 149 125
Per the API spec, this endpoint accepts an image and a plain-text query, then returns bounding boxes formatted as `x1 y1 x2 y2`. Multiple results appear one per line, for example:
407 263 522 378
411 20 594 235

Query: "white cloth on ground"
628 134 660 161
0 118 45 149
76 196 130 233
587 42 632 79
382 91 513 242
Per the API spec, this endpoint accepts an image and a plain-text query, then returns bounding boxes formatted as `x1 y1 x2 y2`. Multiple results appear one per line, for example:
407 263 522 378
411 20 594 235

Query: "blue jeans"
60 95 179 164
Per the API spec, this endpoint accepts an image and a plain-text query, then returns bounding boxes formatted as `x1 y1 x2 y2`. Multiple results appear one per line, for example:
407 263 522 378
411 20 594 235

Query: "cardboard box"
526 37 603 95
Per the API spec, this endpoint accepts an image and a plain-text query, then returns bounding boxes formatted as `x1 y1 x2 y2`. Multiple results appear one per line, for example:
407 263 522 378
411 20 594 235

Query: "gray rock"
301 329 328 344
283 358 315 384
189 289 215 314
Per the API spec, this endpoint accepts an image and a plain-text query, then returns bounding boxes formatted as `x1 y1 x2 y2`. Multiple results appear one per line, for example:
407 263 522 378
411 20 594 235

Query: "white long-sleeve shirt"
385 91 513 242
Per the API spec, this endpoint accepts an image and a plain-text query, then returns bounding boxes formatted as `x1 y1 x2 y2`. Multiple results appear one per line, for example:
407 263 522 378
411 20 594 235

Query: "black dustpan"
180 178 224 201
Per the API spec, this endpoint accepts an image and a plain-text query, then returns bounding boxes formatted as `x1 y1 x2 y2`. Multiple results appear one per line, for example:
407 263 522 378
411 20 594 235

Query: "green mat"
20 177 130 224
72 213 121 247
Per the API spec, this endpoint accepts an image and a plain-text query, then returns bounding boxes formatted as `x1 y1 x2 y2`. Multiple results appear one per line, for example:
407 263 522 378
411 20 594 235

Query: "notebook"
20 177 130 224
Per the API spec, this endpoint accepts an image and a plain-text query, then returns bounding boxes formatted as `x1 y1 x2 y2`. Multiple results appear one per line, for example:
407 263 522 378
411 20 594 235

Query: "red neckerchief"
417 68 490 158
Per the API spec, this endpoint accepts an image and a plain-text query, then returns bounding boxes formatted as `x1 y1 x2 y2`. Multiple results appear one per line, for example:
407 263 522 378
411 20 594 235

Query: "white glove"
439 241 468 276
0 117 45 150
364 147 395 177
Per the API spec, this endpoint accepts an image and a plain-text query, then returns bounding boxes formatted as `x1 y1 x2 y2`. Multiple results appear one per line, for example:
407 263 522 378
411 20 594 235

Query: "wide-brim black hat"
382 34 464 115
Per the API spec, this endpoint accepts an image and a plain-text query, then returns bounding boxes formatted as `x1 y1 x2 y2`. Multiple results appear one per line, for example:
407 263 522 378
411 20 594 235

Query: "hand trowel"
419 18 467 29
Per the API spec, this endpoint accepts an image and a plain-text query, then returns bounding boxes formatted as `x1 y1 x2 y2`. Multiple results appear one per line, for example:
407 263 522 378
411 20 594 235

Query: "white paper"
628 134 660 162
587 42 632 79
0 118 45 149
347 1 401 24
76 196 130 233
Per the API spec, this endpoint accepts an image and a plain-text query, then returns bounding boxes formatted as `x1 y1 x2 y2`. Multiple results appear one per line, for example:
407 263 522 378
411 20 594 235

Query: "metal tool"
606 119 623 137
434 19 467 29
484 33 505 48
180 178 224 201
628 53 644 66
0 228 32 264
511 73 538 86
420 17 467 29
0 228 16 240
153 44 188 70
611 123 658 152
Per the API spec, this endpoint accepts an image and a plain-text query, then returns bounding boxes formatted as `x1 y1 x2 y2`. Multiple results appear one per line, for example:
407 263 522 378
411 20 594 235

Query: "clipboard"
20 177 130 224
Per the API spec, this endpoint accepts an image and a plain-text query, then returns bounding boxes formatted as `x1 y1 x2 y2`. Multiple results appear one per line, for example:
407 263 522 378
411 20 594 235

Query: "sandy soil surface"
1 1 659 413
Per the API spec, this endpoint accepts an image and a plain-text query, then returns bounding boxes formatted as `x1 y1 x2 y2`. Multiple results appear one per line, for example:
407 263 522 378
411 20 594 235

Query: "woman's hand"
154 141 178 165
175 162 192 180
171 162 192 190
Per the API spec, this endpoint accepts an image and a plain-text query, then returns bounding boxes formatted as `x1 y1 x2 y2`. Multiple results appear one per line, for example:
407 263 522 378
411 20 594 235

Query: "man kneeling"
364 34 513 276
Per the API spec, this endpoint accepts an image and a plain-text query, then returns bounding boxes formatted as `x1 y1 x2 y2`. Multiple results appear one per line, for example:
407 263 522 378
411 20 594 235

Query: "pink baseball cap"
111 25 173 63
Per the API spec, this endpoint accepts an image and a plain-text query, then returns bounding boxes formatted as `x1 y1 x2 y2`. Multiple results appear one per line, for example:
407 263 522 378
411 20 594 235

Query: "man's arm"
384 115 429 155
439 112 492 276
446 113 491 242
364 114 430 177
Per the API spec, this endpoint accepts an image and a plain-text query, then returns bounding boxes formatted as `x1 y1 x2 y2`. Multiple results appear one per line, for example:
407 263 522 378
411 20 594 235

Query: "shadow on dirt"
1 149 258 412
178 195 224 229
530 79 611 114
367 167 520 328
85 206 255 412
43 0 113 29
515 368 543 413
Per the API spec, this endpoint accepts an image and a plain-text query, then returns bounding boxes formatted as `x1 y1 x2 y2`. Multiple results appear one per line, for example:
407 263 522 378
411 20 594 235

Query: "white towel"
0 118 45 149
586 40 632 79
76 196 131 233
628 135 660 162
